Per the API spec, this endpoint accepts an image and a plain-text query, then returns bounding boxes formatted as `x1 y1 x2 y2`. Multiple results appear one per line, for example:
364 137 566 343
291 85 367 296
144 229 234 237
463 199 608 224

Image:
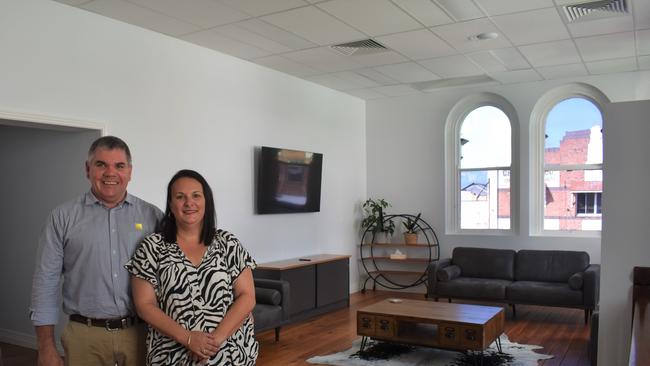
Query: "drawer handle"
361 318 372 329
379 320 390 331
465 329 477 341
444 327 456 339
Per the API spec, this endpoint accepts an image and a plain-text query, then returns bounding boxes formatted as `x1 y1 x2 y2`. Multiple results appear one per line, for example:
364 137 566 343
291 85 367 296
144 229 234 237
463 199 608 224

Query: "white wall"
0 0 366 346
599 100 650 366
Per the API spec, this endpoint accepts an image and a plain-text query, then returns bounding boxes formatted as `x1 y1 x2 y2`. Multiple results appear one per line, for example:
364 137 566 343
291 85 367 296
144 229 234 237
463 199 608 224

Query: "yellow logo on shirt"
135 223 143 231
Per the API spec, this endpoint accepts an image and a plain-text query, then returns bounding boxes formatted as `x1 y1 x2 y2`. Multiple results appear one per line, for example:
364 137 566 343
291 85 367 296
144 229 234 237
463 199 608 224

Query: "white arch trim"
529 83 610 236
445 92 519 235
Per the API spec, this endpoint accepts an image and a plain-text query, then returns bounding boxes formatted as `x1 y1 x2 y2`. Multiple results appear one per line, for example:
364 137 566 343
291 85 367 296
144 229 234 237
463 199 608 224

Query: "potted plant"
402 213 421 245
361 198 395 243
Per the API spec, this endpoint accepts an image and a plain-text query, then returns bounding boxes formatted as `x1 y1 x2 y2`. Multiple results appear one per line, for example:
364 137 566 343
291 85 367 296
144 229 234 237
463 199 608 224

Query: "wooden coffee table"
357 298 504 354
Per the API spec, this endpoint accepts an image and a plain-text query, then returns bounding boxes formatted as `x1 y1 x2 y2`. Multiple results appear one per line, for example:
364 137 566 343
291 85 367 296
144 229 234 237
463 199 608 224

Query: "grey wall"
0 123 99 347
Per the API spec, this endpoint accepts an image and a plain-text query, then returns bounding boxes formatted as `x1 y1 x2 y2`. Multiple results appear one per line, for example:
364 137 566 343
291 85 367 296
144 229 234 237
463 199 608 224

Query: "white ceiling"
56 0 650 99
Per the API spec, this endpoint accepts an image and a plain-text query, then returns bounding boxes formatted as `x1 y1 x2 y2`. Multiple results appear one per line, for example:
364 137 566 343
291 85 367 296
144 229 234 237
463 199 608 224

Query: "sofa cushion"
437 277 511 300
256 288 281 306
568 272 584 290
507 281 583 306
515 250 589 282
452 247 516 280
437 265 461 282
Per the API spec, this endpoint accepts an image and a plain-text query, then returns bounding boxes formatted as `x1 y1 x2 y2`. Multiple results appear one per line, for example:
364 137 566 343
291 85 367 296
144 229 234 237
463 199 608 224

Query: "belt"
69 314 140 331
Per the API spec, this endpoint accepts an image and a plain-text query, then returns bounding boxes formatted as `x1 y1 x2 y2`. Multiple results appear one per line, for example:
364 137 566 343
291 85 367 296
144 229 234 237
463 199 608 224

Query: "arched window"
530 83 609 235
445 93 518 234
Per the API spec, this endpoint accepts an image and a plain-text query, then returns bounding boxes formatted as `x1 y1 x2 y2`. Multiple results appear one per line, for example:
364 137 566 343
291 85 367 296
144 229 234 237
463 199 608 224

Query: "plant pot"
404 232 418 245
374 231 392 244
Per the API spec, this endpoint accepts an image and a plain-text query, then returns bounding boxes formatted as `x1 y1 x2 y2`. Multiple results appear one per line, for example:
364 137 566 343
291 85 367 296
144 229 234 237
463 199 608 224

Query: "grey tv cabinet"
253 254 350 322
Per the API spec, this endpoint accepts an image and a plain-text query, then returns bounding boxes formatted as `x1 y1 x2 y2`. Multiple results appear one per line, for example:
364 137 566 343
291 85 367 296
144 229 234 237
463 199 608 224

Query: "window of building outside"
459 106 511 230
543 97 602 231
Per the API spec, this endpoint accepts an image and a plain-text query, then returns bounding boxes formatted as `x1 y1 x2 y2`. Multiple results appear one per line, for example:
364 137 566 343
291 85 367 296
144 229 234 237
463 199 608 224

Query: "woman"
126 169 258 365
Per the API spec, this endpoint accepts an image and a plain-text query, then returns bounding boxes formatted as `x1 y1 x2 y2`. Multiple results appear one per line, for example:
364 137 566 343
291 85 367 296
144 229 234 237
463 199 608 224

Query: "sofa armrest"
427 258 451 298
583 264 600 309
254 278 290 320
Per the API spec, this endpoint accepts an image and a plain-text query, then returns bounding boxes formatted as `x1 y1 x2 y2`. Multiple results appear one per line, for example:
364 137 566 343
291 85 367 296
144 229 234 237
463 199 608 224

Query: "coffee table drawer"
460 325 483 349
439 323 460 347
376 316 396 337
357 313 376 336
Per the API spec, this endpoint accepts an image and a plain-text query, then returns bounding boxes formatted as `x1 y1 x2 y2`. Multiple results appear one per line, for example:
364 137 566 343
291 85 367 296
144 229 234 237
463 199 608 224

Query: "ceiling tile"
181 30 271 59
566 14 633 38
639 55 650 70
585 57 638 74
236 19 316 50
419 55 484 77
488 69 542 84
575 32 635 61
473 0 553 16
634 0 650 29
431 18 513 52
371 84 421 97
213 24 294 53
251 55 321 77
489 47 530 70
377 29 457 60
637 29 650 56
373 62 440 83
344 50 409 67
218 0 308 17
466 51 507 72
317 0 421 36
491 8 570 45
306 74 362 90
55 0 92 5
261 6 366 46
518 39 581 67
355 68 399 85
536 63 588 79
344 89 386 99
436 0 485 21
330 71 381 88
81 0 200 36
392 0 453 27
282 47 362 72
128 0 250 28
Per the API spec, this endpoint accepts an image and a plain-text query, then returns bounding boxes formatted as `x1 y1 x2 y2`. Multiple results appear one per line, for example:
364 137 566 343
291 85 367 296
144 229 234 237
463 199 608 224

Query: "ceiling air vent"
563 0 628 23
330 39 388 56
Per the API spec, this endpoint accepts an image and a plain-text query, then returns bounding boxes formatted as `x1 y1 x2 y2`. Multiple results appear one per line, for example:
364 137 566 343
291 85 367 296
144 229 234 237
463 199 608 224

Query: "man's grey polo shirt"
30 191 163 326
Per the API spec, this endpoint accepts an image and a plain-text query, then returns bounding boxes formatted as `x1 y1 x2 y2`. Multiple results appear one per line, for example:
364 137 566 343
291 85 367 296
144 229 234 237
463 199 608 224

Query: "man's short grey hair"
88 136 132 164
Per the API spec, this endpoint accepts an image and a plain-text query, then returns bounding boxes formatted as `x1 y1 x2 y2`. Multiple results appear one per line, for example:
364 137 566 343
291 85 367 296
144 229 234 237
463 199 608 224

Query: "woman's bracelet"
187 332 192 347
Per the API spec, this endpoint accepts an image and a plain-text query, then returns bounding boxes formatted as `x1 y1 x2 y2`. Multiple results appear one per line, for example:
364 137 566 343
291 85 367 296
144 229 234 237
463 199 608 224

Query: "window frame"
529 83 609 237
575 192 602 216
445 93 519 235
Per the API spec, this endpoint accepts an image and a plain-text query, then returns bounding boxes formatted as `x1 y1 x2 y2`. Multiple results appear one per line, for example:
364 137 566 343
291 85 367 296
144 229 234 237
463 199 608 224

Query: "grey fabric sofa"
427 247 600 322
252 278 290 341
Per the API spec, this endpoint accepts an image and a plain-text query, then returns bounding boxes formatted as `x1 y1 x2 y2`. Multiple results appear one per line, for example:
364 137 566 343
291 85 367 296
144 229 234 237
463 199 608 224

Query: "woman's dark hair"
158 169 217 245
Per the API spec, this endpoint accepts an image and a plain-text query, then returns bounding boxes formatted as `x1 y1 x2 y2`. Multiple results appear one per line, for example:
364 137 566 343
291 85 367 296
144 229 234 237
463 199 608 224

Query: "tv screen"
256 146 323 214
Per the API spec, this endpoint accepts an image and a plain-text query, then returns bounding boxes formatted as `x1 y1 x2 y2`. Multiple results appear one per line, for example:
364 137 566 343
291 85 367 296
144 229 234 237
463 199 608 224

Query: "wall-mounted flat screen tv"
257 146 323 214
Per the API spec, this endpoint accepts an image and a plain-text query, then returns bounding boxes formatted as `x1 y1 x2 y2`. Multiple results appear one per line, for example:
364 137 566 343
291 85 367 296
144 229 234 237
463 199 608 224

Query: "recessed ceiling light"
468 32 499 41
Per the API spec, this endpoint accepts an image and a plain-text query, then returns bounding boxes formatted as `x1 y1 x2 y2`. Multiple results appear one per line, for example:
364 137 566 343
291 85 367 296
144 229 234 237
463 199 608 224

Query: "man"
30 136 163 366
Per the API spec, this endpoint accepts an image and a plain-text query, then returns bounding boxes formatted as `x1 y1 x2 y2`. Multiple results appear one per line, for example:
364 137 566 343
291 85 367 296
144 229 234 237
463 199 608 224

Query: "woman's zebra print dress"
126 229 259 365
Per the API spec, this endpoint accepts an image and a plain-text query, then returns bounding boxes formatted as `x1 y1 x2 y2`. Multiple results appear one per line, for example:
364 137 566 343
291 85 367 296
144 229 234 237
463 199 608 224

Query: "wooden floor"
0 290 591 366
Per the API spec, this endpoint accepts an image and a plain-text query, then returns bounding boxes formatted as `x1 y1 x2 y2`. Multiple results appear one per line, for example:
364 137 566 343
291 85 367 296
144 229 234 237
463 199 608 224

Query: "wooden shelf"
361 256 431 263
